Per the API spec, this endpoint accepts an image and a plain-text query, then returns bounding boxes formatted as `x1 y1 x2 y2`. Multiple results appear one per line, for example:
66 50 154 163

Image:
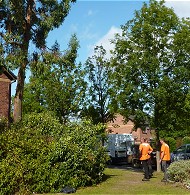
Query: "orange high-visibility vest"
139 143 153 160
161 143 170 161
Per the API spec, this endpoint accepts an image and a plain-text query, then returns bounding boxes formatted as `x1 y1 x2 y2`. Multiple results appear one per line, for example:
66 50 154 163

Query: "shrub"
168 160 190 189
0 112 108 194
0 112 60 194
0 117 8 133
60 120 109 187
22 111 63 135
182 136 190 145
165 137 176 152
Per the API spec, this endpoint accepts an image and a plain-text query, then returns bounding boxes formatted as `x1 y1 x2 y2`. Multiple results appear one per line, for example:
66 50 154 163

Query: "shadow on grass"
100 163 133 183
99 163 144 184
101 173 114 182
106 163 143 173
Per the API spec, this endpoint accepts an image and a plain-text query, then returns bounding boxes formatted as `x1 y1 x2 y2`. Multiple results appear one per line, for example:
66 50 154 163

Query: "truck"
104 133 135 164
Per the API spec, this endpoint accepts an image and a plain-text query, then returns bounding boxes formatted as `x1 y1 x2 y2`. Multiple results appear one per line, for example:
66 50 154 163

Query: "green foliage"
23 35 87 122
0 0 76 121
0 112 108 194
1 0 77 64
165 137 176 152
0 117 8 133
182 136 190 145
58 120 109 187
168 160 190 189
110 0 190 137
22 111 63 135
82 45 114 124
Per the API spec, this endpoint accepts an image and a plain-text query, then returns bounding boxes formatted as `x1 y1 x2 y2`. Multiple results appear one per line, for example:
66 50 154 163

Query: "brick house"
106 114 155 144
0 66 17 122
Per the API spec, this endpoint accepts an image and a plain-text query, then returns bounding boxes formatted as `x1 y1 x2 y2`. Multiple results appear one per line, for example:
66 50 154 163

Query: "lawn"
39 165 190 195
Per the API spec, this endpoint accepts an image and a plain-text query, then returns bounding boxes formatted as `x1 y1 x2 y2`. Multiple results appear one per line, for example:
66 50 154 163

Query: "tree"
0 0 76 122
23 35 87 123
110 0 190 170
111 0 190 136
81 45 114 124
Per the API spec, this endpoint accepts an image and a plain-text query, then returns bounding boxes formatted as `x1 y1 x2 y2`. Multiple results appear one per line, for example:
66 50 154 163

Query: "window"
186 145 190 153
176 145 186 153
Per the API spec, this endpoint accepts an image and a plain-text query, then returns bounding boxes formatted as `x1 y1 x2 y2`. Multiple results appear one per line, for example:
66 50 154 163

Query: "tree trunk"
13 0 31 122
13 66 25 122
154 102 162 172
156 151 161 172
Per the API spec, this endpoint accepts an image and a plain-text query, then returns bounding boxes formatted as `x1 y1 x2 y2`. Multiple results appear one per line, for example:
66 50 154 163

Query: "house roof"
107 114 134 134
106 114 155 144
0 66 17 81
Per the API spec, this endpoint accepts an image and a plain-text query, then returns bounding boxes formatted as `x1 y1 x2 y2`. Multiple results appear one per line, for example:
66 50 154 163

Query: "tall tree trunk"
154 102 161 172
156 130 161 172
13 65 26 122
13 1 32 122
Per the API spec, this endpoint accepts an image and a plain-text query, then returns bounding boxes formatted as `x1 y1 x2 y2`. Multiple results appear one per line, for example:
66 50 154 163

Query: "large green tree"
111 0 190 137
81 45 114 124
23 35 87 123
0 0 76 122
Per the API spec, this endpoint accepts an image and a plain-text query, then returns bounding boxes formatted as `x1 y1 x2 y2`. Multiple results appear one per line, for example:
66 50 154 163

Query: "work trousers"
148 157 153 176
161 160 170 180
141 160 149 179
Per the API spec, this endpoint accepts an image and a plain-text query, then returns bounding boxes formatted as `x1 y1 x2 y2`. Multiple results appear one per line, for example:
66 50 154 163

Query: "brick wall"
0 73 11 120
107 114 155 144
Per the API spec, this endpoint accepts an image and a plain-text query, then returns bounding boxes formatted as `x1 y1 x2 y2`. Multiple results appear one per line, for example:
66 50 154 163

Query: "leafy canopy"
110 0 190 137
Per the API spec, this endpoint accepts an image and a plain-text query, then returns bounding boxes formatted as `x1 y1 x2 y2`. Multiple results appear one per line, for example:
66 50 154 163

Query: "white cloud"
165 1 190 18
89 26 122 58
88 1 190 59
80 23 98 41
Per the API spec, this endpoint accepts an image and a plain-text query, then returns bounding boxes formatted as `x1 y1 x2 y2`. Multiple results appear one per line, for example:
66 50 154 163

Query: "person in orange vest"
160 138 171 182
139 137 153 181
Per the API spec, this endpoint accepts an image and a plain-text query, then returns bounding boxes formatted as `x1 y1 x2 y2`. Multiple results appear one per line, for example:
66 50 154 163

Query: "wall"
107 114 155 144
0 73 11 120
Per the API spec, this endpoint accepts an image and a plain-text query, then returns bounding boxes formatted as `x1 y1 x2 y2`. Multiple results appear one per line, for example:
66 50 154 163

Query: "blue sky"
46 0 190 63
12 0 190 95
46 1 145 63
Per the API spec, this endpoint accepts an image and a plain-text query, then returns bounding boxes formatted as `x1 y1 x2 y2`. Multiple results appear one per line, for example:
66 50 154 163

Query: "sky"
11 0 190 95
46 0 190 62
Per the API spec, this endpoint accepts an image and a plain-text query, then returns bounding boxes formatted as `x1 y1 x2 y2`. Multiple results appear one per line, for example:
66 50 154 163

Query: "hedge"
0 112 109 194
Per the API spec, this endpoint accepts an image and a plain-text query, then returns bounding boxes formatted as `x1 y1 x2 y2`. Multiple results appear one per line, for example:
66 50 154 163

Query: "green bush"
0 117 8 133
182 136 190 145
0 112 108 194
168 160 190 189
165 137 176 152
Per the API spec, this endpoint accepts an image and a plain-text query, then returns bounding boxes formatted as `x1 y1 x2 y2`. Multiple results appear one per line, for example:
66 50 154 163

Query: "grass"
38 165 190 195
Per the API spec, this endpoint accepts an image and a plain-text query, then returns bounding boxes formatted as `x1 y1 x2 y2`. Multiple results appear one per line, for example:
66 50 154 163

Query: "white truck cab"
105 133 134 164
